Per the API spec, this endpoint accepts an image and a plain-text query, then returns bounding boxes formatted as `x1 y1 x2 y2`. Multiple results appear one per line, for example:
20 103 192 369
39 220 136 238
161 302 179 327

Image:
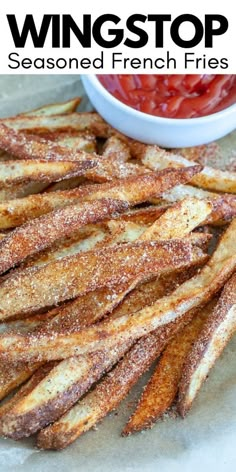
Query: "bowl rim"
81 74 236 126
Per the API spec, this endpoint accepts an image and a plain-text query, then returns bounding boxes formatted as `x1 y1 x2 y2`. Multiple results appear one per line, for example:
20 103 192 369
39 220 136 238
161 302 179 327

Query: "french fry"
139 198 212 240
178 273 236 416
37 312 194 450
0 159 96 187
1 219 233 363
0 343 135 439
0 198 127 274
2 112 110 137
45 176 87 193
0 167 201 229
134 143 236 193
0 124 99 165
0 182 49 202
0 361 42 402
102 135 131 162
0 238 203 321
157 184 236 226
123 300 216 434
0 362 57 418
23 97 81 116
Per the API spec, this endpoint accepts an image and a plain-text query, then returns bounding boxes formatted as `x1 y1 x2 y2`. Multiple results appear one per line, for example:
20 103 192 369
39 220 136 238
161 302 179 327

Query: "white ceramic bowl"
81 75 236 148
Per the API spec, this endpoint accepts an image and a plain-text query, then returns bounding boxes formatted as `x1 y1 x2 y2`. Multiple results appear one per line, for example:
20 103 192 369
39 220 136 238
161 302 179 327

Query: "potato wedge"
178 273 236 416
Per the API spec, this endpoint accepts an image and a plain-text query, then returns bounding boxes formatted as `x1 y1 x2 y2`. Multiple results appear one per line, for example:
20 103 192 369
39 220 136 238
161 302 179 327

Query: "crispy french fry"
0 124 100 165
0 167 201 229
135 143 236 193
1 219 233 363
0 198 127 274
102 136 131 162
2 112 110 137
23 97 81 116
37 312 194 450
0 343 135 439
0 362 57 418
178 273 236 416
156 185 236 226
0 159 96 187
0 196 210 438
123 301 215 434
0 361 42 402
0 238 203 321
139 198 212 240
52 133 97 153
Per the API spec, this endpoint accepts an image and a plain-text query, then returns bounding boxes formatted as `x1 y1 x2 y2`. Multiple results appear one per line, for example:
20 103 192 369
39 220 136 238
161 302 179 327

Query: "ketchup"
98 75 236 119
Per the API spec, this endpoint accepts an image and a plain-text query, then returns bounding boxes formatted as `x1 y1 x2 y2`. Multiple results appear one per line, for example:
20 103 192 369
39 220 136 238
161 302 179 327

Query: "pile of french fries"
0 97 235 450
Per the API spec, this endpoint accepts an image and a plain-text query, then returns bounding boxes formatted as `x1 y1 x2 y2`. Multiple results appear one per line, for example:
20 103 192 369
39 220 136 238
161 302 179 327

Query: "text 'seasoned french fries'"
178 273 236 417
0 238 204 321
133 143 236 193
0 98 235 451
0 167 201 229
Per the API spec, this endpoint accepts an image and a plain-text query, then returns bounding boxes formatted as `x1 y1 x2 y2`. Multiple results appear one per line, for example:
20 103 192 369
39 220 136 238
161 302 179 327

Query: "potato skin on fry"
0 198 127 275
178 273 236 417
123 301 214 435
0 238 202 321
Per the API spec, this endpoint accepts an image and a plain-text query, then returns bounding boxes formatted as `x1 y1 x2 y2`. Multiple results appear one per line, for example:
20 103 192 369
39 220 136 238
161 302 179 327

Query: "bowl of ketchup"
81 74 236 147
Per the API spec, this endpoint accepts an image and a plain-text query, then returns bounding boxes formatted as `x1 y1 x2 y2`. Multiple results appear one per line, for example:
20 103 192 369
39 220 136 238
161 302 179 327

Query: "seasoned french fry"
0 361 42 402
37 311 194 450
2 112 110 137
123 301 215 434
23 97 81 116
0 362 57 418
1 219 233 363
0 167 201 229
139 198 212 240
135 143 236 193
178 273 236 416
0 195 211 440
0 182 49 202
156 184 236 226
0 343 135 439
0 238 203 321
0 124 99 165
0 159 96 186
102 136 131 162
0 198 127 274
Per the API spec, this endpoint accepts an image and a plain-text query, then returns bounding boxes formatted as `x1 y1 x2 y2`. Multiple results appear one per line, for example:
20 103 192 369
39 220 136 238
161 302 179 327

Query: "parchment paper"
0 75 235 472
